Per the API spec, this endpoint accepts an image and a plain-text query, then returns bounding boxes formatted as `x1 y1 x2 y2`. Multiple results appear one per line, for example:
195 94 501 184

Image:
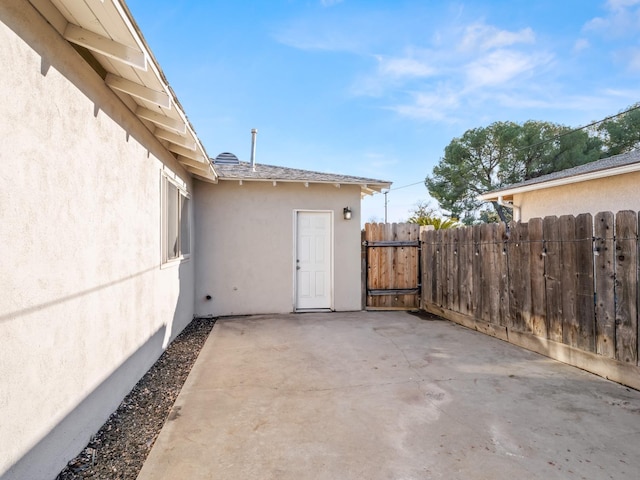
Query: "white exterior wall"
0 2 195 478
514 171 640 221
195 180 363 316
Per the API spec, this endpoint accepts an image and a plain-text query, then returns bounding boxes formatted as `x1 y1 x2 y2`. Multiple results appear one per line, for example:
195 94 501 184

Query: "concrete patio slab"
136 311 640 480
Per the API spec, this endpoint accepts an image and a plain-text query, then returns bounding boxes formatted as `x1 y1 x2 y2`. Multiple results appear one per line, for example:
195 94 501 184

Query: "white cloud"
603 86 640 98
584 0 640 37
350 52 438 97
607 0 640 10
616 47 640 71
459 23 535 52
465 50 551 88
582 0 640 70
277 9 573 125
376 55 436 78
389 90 461 121
321 0 344 6
573 38 590 52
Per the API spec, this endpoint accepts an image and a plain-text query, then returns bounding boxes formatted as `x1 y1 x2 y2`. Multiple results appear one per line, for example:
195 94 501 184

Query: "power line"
389 180 424 191
372 102 640 197
373 180 424 196
375 180 427 222
369 103 640 224
512 103 640 154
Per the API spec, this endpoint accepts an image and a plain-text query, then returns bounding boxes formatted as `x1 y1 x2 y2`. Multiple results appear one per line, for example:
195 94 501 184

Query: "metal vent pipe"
250 128 258 172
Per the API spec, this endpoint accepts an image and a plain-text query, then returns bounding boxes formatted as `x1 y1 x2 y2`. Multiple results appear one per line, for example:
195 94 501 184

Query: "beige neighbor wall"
195 180 363 316
515 171 640 222
0 2 195 479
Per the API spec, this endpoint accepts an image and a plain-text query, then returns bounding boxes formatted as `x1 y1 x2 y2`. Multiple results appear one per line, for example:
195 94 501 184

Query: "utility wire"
372 102 640 196
373 180 424 196
510 103 640 154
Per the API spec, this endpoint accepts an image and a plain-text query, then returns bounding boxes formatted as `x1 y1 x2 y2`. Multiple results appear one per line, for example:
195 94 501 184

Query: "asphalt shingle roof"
488 149 640 194
213 161 391 187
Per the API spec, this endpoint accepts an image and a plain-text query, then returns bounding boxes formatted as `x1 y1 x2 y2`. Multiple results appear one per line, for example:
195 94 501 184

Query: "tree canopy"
426 104 640 224
597 105 640 156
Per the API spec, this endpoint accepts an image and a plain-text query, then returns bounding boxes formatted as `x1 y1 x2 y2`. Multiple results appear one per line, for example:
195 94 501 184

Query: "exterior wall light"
343 207 352 220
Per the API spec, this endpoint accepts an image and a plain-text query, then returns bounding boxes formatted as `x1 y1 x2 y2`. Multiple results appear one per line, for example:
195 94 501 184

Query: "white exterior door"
295 211 332 310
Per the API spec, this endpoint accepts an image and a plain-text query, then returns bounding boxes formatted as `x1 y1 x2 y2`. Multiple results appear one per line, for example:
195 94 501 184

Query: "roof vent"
214 152 240 164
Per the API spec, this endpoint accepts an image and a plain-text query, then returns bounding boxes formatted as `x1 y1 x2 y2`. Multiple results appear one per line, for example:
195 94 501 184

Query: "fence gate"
363 223 421 310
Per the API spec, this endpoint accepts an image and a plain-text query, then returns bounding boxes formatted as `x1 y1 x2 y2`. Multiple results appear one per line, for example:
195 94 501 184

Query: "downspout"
490 196 519 239
250 128 258 172
497 196 520 222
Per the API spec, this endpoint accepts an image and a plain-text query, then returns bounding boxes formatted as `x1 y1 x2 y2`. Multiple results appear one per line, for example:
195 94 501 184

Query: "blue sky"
127 0 640 223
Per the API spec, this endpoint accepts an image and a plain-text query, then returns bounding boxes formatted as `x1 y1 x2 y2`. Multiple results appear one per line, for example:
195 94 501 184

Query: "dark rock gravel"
56 317 216 480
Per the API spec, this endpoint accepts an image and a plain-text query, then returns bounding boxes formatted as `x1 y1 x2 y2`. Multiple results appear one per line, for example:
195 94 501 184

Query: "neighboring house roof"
480 149 640 202
33 0 216 182
214 161 392 196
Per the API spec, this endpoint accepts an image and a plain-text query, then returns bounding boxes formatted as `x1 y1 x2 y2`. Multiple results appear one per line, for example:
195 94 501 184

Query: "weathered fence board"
560 215 578 348
460 227 473 315
575 213 595 352
480 223 493 322
497 223 509 327
544 216 563 342
422 229 434 308
594 212 616 358
615 211 637 364
441 229 450 310
528 217 547 338
451 229 460 313
508 221 531 332
472 226 482 320
436 230 444 308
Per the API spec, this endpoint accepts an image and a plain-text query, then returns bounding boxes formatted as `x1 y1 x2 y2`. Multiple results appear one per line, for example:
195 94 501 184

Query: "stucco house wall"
0 2 195 478
195 180 363 316
514 170 640 222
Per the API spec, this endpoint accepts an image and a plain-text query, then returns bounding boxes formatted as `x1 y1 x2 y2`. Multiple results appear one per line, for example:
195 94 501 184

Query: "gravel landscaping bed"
56 317 216 480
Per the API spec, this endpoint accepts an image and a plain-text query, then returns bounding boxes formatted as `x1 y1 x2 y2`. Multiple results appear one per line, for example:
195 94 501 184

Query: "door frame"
292 209 334 312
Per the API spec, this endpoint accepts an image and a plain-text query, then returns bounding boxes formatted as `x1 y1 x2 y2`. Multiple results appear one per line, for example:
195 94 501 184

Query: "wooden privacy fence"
421 211 640 390
363 223 421 310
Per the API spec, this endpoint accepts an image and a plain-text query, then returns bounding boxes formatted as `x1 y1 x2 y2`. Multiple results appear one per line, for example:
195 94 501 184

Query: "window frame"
161 173 191 266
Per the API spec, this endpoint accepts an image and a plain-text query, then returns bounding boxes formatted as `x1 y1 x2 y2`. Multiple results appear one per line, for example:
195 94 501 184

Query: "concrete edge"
423 304 640 391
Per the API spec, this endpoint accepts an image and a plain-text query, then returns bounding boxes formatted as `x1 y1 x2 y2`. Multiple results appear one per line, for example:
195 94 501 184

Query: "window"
162 175 191 264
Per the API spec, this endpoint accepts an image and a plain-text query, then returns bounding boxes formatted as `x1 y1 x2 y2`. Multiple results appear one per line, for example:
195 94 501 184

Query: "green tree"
406 201 460 229
598 103 640 156
510 121 599 180
425 121 520 224
426 120 603 223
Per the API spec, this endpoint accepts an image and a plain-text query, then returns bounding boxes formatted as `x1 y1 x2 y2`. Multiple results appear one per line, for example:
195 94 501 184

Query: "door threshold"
294 308 333 313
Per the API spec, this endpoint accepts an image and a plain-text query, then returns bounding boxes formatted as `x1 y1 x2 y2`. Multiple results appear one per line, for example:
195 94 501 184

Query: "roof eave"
40 0 217 183
218 176 390 195
479 162 640 202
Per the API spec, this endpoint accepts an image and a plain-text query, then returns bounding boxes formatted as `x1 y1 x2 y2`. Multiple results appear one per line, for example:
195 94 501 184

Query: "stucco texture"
515 171 640 222
0 1 195 478
194 180 363 316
